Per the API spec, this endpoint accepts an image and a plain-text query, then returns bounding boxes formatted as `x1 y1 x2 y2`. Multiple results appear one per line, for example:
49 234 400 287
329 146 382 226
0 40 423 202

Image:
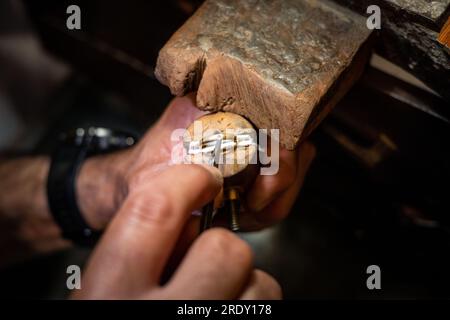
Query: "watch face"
61 127 136 153
183 112 258 179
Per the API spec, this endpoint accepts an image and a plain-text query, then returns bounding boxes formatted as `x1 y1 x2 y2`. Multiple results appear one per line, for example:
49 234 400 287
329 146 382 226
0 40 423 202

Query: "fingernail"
199 164 224 186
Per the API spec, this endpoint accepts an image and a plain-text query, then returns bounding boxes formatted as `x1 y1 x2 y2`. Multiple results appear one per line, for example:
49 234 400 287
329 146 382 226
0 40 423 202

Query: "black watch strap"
47 127 137 247
47 137 101 247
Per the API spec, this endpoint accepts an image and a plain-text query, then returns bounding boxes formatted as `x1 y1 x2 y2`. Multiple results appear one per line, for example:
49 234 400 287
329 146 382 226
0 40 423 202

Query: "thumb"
76 164 222 298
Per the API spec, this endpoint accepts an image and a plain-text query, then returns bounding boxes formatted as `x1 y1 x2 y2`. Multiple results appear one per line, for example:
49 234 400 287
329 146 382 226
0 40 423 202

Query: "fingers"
241 142 316 230
133 94 207 170
246 148 297 212
153 93 206 134
161 228 253 299
159 215 201 284
258 142 316 225
238 270 282 300
76 164 223 298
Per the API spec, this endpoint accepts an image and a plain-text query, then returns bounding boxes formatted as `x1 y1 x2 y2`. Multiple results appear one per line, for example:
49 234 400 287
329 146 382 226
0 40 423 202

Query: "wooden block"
342 0 450 32
155 0 373 149
334 0 450 102
438 16 450 48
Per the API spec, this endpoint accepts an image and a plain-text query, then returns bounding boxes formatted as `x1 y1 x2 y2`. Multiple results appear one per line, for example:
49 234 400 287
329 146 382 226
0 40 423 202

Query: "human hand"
72 164 281 299
76 93 316 231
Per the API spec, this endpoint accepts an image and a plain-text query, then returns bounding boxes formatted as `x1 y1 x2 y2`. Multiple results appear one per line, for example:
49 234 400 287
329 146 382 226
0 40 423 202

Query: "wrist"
0 157 50 221
76 149 131 230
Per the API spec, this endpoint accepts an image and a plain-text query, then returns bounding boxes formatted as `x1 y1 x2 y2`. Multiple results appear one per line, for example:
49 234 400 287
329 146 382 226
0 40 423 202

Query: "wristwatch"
47 127 137 247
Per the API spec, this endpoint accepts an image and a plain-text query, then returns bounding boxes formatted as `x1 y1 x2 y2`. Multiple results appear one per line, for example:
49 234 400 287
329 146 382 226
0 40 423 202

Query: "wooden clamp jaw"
184 112 259 231
156 0 373 150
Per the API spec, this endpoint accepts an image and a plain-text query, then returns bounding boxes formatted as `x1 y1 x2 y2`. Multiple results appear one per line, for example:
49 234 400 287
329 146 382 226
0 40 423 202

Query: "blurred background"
0 0 449 299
